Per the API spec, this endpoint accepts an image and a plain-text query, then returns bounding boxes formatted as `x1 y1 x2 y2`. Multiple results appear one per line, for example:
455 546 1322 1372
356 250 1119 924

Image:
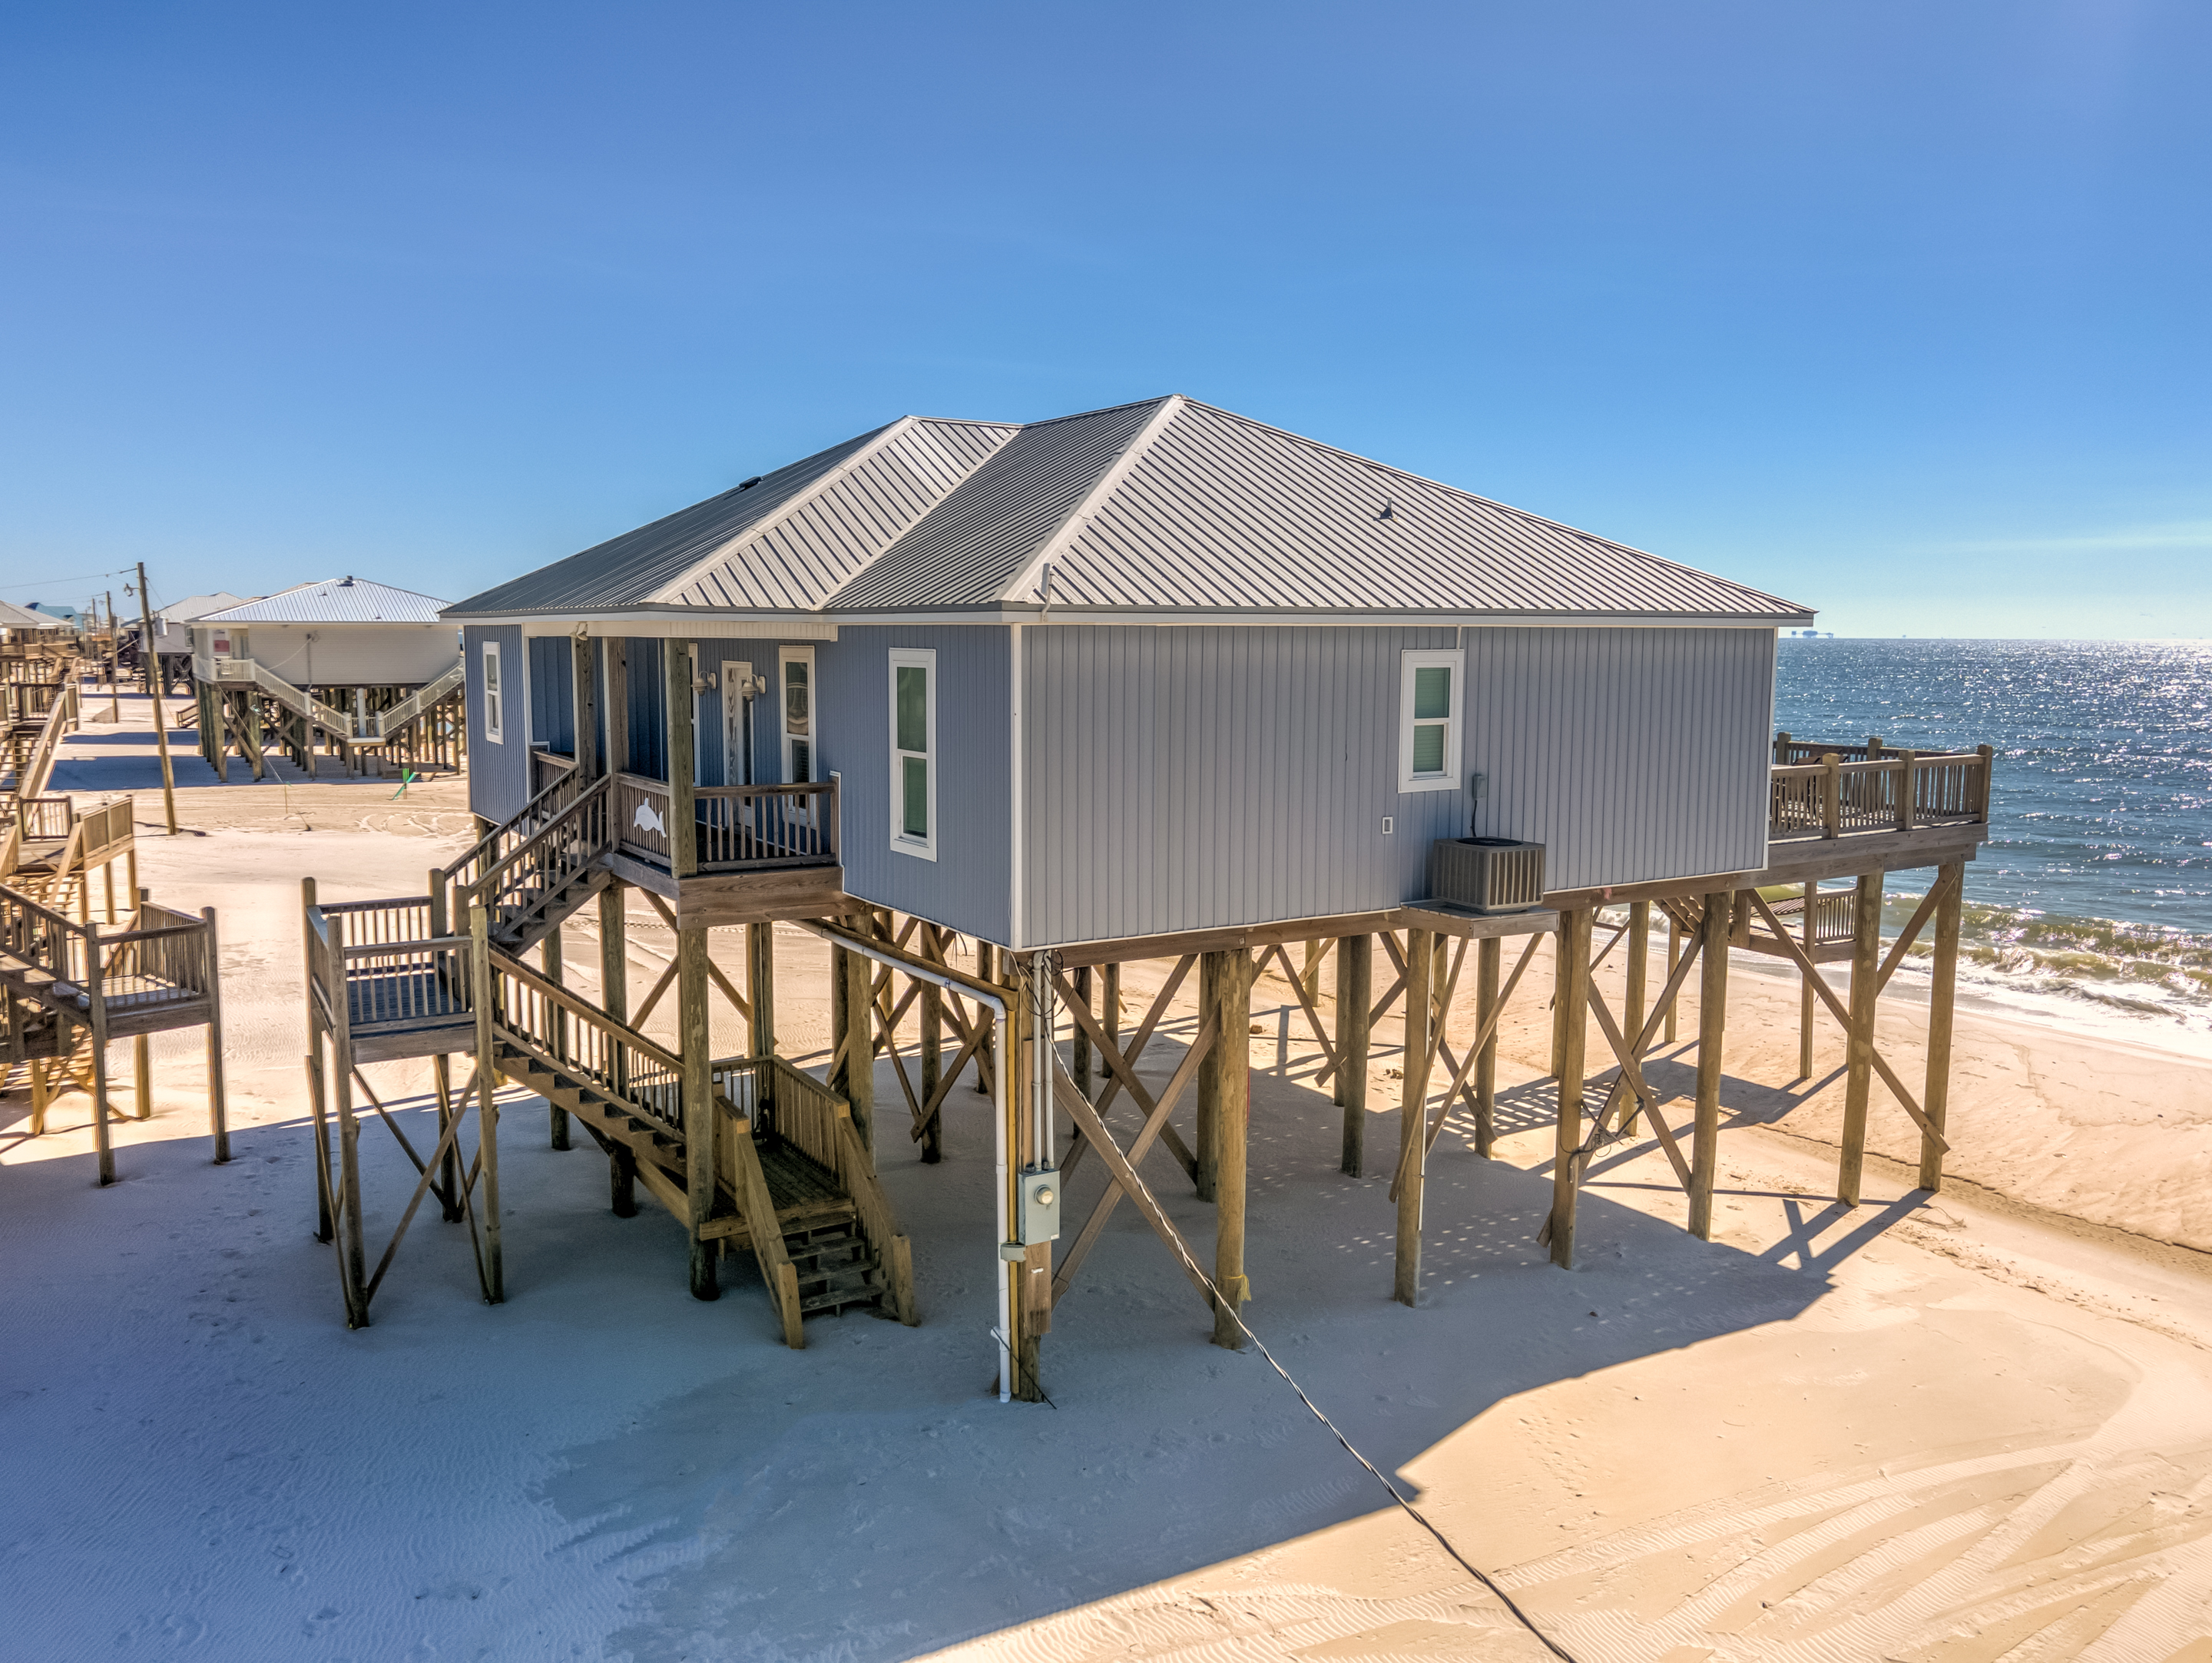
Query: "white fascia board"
814 608 1810 630
482 615 840 640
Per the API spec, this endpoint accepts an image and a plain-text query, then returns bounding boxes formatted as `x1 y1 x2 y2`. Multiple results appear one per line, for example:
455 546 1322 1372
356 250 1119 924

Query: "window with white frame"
889 648 936 860
1397 648 1462 792
482 641 504 744
780 645 813 783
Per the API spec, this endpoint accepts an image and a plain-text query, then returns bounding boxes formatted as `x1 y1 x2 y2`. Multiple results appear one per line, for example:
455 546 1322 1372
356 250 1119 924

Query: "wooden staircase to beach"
303 833 915 1339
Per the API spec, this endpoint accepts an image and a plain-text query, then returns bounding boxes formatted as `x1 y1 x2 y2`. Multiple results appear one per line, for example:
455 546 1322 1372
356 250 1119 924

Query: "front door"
720 661 753 786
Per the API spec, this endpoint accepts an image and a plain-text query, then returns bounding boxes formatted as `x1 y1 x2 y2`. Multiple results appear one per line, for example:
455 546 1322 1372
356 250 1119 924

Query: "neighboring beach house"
445 395 1813 945
190 577 464 777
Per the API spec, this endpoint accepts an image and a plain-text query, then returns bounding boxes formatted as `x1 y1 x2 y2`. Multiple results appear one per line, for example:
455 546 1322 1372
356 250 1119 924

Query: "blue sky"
2 2 2205 636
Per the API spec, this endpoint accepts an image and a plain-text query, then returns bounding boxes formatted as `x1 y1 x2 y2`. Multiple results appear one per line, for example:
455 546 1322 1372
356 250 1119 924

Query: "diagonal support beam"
1050 1033 1218 1310
1053 964 1201 1183
1747 891 1950 1153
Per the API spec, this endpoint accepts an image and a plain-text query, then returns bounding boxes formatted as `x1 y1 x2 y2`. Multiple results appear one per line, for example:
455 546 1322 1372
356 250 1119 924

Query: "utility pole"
103 590 121 722
134 565 177 835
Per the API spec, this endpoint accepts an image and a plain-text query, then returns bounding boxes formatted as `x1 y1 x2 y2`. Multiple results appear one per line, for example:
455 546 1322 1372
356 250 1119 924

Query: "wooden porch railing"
615 774 838 873
714 1052 916 1323
309 896 474 1036
1769 742 1993 842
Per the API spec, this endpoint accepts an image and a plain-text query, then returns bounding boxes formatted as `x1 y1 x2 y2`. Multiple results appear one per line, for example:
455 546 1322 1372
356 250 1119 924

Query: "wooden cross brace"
1388 932 1544 1201
1746 889 1951 1153
1050 1018 1219 1309
1052 961 1202 1184
1532 936 1707 1246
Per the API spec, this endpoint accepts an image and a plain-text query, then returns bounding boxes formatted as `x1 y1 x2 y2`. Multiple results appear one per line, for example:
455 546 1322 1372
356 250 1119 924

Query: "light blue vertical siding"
817 626 1012 943
1021 623 1774 946
1464 626 1773 892
464 623 528 825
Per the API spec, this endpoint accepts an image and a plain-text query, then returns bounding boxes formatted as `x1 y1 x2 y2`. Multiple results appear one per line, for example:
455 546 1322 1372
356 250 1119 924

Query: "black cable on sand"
1065 1128 1582 1663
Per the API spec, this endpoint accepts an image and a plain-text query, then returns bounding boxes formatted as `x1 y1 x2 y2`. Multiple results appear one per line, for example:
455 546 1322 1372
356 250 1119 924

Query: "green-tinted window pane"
1413 665 1451 720
784 661 809 728
790 738 810 783
1411 721 1445 774
902 755 929 839
896 665 929 754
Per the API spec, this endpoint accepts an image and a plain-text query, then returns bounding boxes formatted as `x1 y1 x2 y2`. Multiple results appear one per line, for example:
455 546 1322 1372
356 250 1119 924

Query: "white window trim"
1397 648 1462 793
482 641 504 745
889 647 938 861
778 644 814 784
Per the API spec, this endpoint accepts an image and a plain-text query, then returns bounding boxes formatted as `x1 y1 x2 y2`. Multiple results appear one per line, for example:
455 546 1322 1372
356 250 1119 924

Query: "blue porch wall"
464 623 528 826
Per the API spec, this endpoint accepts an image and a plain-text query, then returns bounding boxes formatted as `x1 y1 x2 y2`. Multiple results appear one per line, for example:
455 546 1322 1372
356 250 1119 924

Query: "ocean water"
1774 639 2212 1044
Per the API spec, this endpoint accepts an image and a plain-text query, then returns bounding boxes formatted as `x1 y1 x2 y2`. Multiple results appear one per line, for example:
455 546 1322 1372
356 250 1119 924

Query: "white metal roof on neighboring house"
157 592 250 624
0 598 58 629
445 397 1814 626
197 577 450 624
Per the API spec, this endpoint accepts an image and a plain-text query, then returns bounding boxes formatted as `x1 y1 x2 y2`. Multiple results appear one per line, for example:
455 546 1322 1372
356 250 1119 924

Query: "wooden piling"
1664 914 1681 1042
664 641 696 880
677 923 717 1300
919 936 944 1163
1688 889 1731 1239
88 919 114 1186
1622 901 1648 1134
1919 861 1963 1192
747 921 775 1059
1475 935 1500 1157
973 942 995 1095
1395 926 1434 1306
202 906 228 1163
1549 923 1568 1079
1211 951 1253 1349
469 902 502 1303
1548 908 1591 1268
1838 870 1884 1206
1195 951 1222 1201
571 629 599 780
1798 879 1816 1078
1335 933 1372 1175
841 925 875 1153
133 1033 151 1121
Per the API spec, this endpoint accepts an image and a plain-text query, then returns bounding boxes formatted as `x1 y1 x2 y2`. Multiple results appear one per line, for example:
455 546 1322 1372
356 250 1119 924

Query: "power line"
1060 1068 1582 1663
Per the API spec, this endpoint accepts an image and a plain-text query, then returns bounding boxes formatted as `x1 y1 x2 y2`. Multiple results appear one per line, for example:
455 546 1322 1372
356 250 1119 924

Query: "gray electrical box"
1016 1164 1061 1244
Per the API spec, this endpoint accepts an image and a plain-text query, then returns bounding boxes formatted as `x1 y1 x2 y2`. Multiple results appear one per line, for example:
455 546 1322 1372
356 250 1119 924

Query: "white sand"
7 696 2212 1661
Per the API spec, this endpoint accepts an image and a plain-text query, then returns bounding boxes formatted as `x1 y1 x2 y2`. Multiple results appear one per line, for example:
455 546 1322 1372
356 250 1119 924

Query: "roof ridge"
654 417 923 606
1177 399 1806 615
995 396 1184 605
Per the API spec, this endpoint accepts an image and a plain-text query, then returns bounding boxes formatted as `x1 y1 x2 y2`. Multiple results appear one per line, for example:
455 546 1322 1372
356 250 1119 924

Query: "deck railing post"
1821 753 1843 838
1773 729 1790 764
1975 744 1994 822
1896 750 1918 832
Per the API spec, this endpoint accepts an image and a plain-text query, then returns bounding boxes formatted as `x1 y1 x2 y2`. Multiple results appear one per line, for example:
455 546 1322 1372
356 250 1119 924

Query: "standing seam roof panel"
833 400 1170 610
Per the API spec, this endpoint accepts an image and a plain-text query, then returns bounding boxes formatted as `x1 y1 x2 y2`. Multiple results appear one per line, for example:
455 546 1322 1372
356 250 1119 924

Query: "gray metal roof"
0 598 58 629
445 396 1813 625
198 578 449 624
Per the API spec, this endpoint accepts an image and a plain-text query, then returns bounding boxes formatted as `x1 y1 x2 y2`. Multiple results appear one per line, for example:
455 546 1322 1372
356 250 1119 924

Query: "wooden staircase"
441 770 614 954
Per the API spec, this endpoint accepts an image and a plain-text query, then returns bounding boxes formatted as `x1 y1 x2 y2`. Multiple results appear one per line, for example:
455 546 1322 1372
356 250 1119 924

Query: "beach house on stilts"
310 396 1993 1401
191 578 465 780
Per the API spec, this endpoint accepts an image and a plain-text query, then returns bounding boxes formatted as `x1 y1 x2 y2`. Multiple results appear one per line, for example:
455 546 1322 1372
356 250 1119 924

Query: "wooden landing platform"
341 969 474 1063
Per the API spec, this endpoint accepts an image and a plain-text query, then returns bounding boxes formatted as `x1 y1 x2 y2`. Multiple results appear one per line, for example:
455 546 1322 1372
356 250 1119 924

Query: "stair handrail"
454 773 614 923
233 659 357 739
440 765 592 892
486 943 685 1136
362 659 464 742
14 684 76 802
767 1056 916 1325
